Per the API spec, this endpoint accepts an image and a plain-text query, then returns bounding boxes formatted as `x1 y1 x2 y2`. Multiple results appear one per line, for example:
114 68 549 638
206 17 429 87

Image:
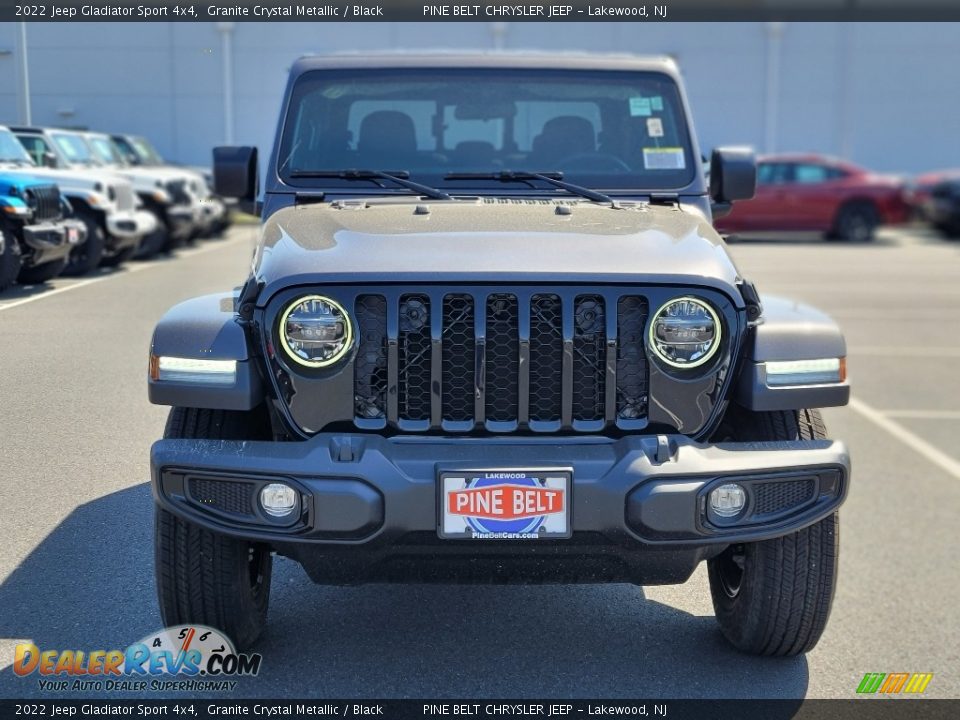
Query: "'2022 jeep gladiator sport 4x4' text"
148 54 851 656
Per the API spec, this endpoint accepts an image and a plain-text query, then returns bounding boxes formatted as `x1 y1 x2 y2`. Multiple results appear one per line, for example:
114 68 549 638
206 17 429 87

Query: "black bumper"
151 434 849 585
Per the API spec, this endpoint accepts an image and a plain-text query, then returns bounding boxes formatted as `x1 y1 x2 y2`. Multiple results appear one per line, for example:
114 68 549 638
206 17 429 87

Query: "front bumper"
21 221 75 266
152 433 849 585
105 209 158 250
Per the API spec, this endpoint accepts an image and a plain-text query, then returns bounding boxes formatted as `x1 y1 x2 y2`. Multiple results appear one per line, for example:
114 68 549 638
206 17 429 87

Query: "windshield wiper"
444 170 619 208
289 169 451 201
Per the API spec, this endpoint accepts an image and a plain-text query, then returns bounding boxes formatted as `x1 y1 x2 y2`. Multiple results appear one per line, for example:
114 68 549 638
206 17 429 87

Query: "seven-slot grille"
353 289 650 433
113 182 136 211
24 184 63 222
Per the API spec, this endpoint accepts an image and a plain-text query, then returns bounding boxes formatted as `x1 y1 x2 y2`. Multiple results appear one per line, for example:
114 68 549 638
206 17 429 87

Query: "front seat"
357 110 419 170
528 116 596 170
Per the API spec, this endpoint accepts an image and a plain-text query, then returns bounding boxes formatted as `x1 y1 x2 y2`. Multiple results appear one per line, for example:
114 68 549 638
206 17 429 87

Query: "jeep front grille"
353 288 650 433
165 180 191 205
114 183 136 211
25 184 62 222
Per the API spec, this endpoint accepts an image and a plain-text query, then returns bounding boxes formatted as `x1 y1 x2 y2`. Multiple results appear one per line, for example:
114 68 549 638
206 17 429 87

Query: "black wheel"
18 257 68 284
155 406 273 649
100 245 137 268
64 209 106 276
0 229 23 293
707 408 839 656
831 202 879 242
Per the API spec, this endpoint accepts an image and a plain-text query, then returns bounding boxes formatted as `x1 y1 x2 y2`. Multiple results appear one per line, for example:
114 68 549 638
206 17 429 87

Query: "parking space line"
879 409 960 420
848 397 960 480
0 236 247 314
849 346 960 358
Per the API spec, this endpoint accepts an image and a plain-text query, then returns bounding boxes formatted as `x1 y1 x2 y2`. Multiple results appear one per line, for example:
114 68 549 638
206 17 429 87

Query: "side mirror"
213 146 259 215
42 151 58 168
710 147 756 218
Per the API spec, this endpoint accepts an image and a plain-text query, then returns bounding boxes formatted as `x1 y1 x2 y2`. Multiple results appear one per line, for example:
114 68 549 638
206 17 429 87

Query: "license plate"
439 470 571 539
67 227 79 244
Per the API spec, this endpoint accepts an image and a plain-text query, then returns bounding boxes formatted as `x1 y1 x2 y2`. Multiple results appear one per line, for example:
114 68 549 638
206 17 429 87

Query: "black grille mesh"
398 294 432 421
753 479 816 516
351 290 650 432
529 294 564 422
572 295 606 421
616 297 650 420
189 478 255 517
441 294 475 421
485 294 519 422
354 295 388 419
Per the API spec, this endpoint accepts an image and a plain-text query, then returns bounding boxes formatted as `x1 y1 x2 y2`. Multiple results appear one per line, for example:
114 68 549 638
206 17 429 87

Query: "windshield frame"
273 67 703 197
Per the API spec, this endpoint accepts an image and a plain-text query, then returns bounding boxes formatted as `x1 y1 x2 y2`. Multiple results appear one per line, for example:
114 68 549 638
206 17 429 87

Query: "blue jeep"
0 171 86 292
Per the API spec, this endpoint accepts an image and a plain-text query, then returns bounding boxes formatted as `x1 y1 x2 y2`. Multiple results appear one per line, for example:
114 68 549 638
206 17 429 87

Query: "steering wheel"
556 152 632 173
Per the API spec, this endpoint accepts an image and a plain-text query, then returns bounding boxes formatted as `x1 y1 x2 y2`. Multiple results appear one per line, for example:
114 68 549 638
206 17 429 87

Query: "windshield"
88 136 124 165
0 129 35 164
278 68 696 192
132 137 164 165
51 131 96 165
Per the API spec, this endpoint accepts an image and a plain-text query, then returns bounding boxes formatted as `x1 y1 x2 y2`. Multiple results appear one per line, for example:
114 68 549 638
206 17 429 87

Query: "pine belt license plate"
439 470 571 539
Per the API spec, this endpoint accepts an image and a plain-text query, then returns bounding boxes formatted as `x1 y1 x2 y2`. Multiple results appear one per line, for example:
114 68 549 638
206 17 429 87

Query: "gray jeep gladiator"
148 54 851 656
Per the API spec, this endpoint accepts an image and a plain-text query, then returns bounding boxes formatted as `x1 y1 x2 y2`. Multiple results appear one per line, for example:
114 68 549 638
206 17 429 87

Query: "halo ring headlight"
279 295 353 368
648 296 721 369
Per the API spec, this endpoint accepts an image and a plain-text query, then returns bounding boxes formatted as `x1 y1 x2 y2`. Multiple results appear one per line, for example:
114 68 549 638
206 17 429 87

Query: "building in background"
0 21 956 173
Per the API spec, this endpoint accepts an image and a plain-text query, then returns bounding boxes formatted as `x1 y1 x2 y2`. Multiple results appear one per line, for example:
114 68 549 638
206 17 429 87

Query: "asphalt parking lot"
0 224 957 700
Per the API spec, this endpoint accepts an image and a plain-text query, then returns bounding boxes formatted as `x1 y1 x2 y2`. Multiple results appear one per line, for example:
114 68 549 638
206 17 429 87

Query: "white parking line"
848 397 960 480
849 346 960 358
0 236 246 313
879 409 960 420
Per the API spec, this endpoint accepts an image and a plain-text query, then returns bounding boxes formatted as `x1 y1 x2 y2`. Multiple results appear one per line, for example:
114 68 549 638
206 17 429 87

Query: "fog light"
260 483 298 518
710 483 746 518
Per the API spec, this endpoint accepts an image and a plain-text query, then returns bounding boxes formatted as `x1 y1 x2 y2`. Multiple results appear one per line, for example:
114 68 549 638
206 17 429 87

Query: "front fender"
734 295 850 411
148 292 264 411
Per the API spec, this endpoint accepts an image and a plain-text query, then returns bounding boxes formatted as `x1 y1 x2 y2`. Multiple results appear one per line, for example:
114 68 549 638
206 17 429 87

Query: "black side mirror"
710 147 756 218
213 146 259 215
42 151 58 168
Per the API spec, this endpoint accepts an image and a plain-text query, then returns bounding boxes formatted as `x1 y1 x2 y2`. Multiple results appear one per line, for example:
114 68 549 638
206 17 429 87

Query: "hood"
0 170 54 194
15 165 133 195
254 198 744 304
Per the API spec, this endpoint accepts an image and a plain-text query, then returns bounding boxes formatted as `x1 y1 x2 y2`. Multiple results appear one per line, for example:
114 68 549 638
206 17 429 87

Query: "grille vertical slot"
485 294 519 422
616 296 650 421
441 294 476 422
572 295 606 421
528 294 564 423
354 294 388 421
398 294 432 422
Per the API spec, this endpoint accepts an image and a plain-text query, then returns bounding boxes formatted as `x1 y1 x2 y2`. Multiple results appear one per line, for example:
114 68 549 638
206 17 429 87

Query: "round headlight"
279 295 353 368
649 297 721 369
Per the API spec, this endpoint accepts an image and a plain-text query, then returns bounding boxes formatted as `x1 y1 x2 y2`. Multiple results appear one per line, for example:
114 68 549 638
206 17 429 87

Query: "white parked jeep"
6 125 156 274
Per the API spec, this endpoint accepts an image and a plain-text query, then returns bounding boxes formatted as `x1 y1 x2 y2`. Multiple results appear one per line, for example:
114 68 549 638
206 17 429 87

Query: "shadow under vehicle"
147 53 851 658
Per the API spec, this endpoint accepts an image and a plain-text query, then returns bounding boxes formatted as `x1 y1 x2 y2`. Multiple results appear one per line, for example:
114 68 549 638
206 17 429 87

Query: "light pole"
217 22 235 145
763 22 784 155
18 22 32 125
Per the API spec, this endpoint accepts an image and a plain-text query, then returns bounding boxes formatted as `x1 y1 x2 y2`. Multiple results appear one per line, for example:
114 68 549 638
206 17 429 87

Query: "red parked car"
716 154 910 241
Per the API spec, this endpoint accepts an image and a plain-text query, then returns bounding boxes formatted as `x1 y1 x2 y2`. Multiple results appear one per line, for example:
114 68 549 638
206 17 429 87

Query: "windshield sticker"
646 117 664 138
650 96 664 112
629 97 652 117
643 147 686 170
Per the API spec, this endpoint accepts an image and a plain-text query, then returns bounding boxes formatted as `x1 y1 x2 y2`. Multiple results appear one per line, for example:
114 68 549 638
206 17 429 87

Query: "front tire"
831 201 879 242
0 229 23 292
155 407 273 649
64 209 106 276
707 409 840 656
